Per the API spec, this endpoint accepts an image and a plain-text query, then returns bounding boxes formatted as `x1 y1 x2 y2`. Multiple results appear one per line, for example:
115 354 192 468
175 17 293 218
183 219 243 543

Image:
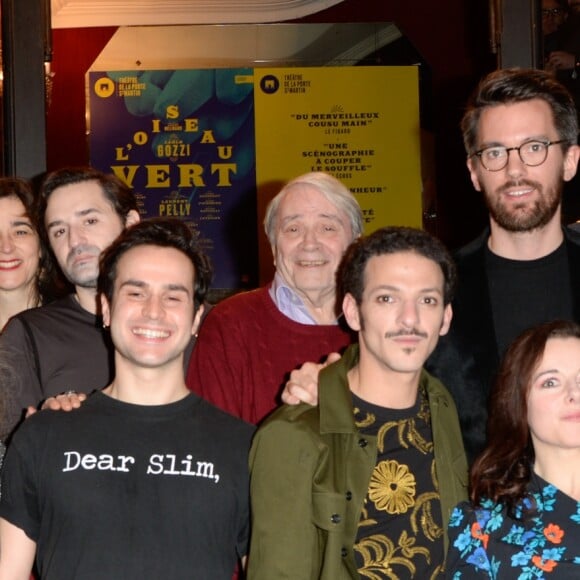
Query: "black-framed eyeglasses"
542 8 565 17
471 139 568 171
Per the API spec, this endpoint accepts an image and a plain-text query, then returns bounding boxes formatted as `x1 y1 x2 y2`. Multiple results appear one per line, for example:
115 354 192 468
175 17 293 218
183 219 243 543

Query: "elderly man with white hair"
186 172 363 424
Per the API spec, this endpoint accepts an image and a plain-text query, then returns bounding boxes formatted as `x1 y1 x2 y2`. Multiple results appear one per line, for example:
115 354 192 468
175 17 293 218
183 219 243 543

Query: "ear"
101 294 111 327
563 144 580 183
439 303 453 337
342 292 361 332
191 304 204 336
271 243 277 268
466 157 482 192
124 209 140 227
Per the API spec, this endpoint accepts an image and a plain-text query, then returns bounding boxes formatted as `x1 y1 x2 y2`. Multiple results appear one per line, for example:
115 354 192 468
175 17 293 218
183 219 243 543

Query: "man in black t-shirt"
0 219 253 579
426 68 580 462
0 167 140 437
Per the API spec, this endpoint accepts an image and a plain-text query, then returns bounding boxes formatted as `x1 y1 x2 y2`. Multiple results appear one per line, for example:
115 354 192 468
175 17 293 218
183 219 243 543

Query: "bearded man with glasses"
425 68 580 462
280 69 580 468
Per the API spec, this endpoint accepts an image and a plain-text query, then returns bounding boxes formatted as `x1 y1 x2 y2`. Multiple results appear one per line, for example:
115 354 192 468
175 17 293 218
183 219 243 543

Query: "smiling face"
101 245 201 371
343 251 452 379
272 184 353 304
0 195 41 296
467 99 578 233
527 336 580 458
45 181 136 289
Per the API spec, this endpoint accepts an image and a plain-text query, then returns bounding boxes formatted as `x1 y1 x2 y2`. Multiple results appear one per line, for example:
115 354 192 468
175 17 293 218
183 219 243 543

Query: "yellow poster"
254 66 421 234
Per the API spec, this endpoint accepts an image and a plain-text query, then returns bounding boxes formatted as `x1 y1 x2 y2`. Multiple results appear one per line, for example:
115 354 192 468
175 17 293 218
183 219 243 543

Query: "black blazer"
426 227 580 463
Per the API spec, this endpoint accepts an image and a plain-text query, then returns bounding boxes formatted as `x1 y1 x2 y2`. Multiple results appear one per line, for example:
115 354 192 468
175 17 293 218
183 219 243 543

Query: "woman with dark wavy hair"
0 178 62 330
446 320 580 577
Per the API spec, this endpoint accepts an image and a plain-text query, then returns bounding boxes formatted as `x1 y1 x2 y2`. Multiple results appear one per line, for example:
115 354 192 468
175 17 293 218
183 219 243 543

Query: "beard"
64 244 101 288
64 266 98 288
483 176 562 233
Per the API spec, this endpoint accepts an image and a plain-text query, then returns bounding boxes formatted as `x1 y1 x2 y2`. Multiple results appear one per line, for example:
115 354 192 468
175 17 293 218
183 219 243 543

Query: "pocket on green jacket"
312 491 347 532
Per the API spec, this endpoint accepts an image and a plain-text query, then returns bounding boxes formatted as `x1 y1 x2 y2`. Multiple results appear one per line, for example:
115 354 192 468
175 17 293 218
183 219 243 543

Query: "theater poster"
253 66 421 232
88 66 420 290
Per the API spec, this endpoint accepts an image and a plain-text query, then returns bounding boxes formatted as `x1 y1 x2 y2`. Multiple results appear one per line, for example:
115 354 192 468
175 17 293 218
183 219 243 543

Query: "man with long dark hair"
0 167 140 437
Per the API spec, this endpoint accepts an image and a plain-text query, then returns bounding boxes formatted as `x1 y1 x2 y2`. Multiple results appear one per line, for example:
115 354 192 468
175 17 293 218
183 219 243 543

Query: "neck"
347 363 420 409
296 288 337 324
0 285 40 330
533 449 580 501
74 286 98 314
488 214 564 260
103 355 189 406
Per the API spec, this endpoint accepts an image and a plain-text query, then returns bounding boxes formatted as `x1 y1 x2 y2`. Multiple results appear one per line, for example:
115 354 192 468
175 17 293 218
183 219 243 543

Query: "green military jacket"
248 344 468 579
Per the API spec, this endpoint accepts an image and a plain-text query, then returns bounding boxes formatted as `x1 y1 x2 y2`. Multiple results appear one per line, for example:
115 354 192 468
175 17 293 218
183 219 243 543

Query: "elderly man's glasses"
471 139 567 171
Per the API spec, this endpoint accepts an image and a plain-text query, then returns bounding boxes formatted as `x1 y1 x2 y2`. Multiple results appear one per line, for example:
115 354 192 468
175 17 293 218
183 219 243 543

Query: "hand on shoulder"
281 352 342 406
25 391 88 418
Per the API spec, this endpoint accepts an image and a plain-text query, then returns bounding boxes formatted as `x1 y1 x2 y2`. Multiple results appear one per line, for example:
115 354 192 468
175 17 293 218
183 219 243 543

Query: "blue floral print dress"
446 475 580 578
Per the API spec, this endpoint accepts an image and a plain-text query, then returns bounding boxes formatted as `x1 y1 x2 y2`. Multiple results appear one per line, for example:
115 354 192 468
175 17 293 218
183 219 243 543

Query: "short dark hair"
470 320 580 514
461 68 578 156
98 218 212 311
38 167 138 226
338 226 457 306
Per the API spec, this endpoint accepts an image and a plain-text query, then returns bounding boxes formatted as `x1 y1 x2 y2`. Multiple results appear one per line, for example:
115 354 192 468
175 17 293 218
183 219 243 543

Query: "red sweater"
186 286 353 424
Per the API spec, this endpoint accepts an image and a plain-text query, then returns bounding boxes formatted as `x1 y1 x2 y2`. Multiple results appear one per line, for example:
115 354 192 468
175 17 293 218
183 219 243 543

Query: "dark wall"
46 0 494 248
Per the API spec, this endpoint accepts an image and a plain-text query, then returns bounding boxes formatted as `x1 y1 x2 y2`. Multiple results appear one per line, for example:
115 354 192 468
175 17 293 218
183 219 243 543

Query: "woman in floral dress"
446 320 580 578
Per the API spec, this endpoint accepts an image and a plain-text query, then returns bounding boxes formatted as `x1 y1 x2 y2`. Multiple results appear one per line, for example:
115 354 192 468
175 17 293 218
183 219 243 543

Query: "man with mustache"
283 69 580 465
0 167 140 435
248 227 467 578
